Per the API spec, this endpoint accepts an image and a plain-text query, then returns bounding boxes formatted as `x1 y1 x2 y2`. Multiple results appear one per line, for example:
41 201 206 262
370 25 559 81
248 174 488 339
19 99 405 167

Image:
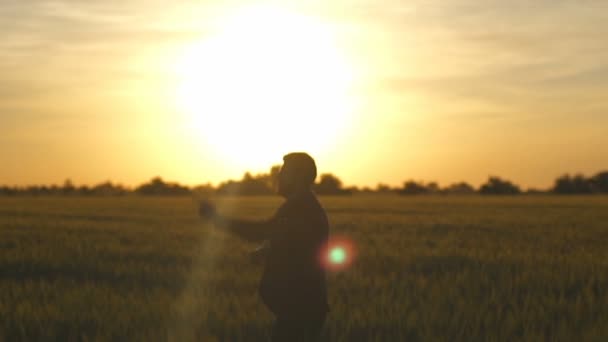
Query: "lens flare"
330 247 346 264
320 236 356 271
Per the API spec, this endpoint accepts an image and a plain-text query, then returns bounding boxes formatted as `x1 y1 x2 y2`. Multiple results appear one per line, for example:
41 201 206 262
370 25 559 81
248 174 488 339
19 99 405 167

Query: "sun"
173 5 355 168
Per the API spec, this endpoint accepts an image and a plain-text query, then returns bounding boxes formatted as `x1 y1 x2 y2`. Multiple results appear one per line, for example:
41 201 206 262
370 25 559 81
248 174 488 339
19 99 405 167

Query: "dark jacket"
259 191 330 318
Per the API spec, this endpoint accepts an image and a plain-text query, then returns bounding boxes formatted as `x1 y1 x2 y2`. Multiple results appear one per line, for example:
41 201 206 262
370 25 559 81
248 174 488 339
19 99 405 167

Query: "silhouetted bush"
552 171 608 194
442 182 476 195
4 169 608 197
591 171 608 193
345 186 360 194
135 177 190 196
215 180 240 195
479 176 521 195
375 183 397 193
192 183 215 197
77 185 93 196
359 186 374 193
62 179 76 195
553 174 595 194
314 174 351 195
216 172 274 196
399 181 432 195
24 186 50 196
215 167 281 196
90 182 128 196
525 188 548 195
0 186 18 196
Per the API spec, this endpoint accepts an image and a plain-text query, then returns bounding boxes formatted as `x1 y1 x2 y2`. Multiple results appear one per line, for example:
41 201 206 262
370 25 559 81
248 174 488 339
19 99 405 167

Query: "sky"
1 0 607 189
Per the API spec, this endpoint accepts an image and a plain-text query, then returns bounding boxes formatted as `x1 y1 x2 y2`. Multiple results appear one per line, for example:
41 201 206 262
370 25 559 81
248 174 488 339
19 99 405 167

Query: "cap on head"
282 152 317 186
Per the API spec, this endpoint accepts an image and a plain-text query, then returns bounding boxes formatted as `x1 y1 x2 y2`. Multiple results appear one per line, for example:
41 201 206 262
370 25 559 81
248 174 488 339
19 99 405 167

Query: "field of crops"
1 195 607 341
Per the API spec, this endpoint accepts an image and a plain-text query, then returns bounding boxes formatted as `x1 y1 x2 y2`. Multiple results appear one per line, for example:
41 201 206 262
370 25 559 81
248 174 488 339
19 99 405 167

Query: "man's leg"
271 313 326 342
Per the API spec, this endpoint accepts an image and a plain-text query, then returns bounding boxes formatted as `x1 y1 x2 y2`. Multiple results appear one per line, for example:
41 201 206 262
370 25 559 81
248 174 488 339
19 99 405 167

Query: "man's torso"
259 191 330 317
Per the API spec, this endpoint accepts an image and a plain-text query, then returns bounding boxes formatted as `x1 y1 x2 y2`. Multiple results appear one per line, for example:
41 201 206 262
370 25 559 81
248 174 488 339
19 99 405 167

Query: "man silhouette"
199 152 330 341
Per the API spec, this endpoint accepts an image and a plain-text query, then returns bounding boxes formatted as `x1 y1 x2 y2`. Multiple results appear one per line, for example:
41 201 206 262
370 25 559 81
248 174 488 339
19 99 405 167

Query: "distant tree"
590 171 608 193
192 183 216 197
479 176 521 195
442 182 476 195
216 173 272 196
399 180 430 195
553 174 595 194
49 184 60 195
23 185 40 196
239 172 274 195
135 177 190 196
315 173 341 193
375 183 396 193
571 174 593 193
6 167 605 197
345 186 360 194
525 188 547 195
77 185 93 196
62 179 76 195
259 165 281 192
0 186 17 196
38 185 51 195
215 180 240 195
360 186 373 193
91 181 128 196
554 174 574 194
315 174 351 195
426 182 440 194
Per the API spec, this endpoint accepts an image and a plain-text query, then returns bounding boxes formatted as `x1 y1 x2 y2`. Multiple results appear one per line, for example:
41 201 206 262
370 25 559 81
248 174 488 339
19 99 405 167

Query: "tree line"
1 168 607 196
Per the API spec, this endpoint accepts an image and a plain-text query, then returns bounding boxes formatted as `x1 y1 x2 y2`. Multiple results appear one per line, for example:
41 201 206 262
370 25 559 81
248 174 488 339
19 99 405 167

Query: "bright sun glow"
174 5 355 167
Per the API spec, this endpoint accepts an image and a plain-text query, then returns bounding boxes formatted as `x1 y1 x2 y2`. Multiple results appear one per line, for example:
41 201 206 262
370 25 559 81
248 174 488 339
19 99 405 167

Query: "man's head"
277 152 317 197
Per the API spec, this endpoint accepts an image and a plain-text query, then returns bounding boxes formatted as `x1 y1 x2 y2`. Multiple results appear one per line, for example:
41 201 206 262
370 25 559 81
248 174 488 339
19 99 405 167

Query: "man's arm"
199 200 273 242
213 215 273 242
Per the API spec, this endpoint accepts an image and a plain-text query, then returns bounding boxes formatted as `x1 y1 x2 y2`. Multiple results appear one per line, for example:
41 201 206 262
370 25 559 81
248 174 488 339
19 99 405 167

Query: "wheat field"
1 195 607 341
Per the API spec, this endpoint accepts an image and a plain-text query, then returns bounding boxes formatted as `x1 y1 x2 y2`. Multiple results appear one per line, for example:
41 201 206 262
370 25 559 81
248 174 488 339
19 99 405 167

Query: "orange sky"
1 0 607 189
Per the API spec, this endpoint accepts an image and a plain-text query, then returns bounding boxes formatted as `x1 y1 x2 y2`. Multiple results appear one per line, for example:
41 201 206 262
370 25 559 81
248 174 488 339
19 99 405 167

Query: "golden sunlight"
173 5 356 167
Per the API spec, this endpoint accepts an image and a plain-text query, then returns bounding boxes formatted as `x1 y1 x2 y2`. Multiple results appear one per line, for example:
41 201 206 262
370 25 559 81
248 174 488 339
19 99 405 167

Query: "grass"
0 195 607 341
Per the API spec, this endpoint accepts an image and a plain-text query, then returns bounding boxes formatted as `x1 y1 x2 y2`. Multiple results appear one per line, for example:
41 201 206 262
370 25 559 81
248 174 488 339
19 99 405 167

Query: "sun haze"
1 1 607 188
173 5 356 169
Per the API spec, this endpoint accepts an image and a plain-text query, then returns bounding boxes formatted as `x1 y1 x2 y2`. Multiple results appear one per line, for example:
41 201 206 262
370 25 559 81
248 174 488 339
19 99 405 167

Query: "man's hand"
198 200 217 221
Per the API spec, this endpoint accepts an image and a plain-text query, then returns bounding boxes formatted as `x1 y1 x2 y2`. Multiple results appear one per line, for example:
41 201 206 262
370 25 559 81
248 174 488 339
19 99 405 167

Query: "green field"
1 195 607 341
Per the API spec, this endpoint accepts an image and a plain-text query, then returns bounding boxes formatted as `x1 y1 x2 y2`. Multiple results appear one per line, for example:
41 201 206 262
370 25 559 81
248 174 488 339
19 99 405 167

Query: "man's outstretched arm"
212 216 273 242
199 200 272 242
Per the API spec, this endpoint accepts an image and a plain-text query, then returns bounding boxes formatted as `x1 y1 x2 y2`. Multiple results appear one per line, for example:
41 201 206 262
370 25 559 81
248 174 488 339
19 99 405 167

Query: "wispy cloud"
0 0 214 115
346 0 608 124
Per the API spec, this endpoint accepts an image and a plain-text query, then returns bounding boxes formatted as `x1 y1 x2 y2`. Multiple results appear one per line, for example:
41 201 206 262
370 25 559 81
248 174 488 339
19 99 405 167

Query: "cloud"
0 0 214 109
2 0 607 118
346 0 606 124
